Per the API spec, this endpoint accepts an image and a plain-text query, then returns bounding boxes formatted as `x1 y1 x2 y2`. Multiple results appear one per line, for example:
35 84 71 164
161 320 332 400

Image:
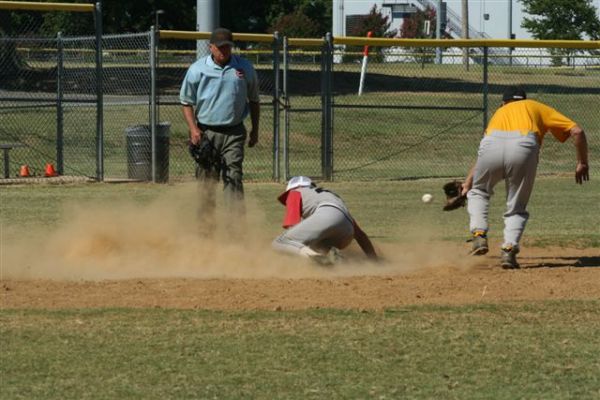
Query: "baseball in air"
421 193 433 203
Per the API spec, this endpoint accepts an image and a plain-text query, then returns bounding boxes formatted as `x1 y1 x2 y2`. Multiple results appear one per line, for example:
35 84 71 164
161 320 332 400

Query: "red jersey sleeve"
282 190 302 228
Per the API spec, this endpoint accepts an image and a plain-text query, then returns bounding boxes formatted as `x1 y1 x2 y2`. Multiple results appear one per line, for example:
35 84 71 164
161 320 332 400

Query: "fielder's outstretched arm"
570 125 589 184
353 220 378 261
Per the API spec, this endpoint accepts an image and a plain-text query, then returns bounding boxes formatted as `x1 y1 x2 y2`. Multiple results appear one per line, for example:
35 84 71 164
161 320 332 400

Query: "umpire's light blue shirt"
180 54 259 127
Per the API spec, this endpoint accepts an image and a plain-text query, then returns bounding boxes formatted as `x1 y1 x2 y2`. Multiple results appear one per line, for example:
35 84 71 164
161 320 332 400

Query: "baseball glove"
189 136 221 178
442 180 467 211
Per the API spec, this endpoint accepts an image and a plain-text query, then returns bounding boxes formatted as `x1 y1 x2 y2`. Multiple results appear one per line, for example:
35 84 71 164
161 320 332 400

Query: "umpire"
462 86 589 269
180 27 260 205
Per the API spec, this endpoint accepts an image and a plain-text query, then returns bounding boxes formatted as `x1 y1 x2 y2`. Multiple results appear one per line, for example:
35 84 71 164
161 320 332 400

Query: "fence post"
435 0 442 64
94 2 104 180
150 26 157 182
482 46 489 129
272 31 281 182
326 33 334 180
283 36 290 181
56 31 64 175
321 33 333 181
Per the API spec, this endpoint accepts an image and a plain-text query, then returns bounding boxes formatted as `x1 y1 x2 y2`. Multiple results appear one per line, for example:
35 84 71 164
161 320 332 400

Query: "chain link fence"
1 2 100 180
331 44 487 180
2 11 599 183
285 39 599 181
281 38 329 180
101 32 152 179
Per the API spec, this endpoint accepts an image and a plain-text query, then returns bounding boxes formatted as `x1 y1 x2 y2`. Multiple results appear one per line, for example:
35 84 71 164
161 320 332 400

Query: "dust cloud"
1 183 474 281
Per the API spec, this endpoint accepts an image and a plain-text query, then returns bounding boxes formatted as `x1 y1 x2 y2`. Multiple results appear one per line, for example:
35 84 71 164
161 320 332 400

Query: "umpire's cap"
210 28 234 47
502 86 527 102
277 176 313 204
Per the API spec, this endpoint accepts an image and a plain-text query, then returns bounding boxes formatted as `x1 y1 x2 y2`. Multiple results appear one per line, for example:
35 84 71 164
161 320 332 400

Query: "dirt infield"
2 184 598 310
2 247 598 311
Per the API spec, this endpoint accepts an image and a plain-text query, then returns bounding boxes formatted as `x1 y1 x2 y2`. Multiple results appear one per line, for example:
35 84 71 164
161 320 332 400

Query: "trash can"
125 122 170 182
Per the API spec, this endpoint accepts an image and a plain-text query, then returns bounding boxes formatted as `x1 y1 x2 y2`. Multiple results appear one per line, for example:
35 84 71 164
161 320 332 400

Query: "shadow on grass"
277 70 600 97
3 67 600 98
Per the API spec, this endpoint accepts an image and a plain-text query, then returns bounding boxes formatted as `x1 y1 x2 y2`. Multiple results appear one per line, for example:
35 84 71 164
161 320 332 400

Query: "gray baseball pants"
467 131 540 248
272 206 355 255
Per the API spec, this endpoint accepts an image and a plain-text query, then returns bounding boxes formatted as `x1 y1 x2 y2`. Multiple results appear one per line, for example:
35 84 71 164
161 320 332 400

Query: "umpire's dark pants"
198 122 246 205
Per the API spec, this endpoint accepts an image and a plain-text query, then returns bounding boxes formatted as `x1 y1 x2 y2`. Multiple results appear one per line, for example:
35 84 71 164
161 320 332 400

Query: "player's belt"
198 122 243 133
486 130 540 144
487 129 536 138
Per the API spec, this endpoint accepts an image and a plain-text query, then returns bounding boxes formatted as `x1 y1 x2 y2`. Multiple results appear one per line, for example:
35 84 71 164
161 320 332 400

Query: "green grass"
1 302 599 399
1 178 599 398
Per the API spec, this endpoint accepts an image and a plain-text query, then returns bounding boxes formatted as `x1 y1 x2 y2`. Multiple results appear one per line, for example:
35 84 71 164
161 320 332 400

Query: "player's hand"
248 128 258 147
189 127 202 145
575 162 589 184
461 181 472 196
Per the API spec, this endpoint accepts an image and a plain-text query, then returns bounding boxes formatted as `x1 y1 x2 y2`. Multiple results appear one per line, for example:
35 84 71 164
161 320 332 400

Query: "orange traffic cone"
19 165 31 177
44 163 58 177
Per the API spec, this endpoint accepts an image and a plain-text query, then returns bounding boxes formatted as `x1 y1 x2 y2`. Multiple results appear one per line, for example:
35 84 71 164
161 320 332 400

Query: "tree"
270 11 321 38
347 5 396 38
342 5 396 63
0 12 24 75
266 0 331 36
399 7 436 39
399 7 437 64
520 0 600 66
1 0 197 36
100 0 195 34
300 0 331 34
40 12 94 36
520 0 600 40
220 0 270 34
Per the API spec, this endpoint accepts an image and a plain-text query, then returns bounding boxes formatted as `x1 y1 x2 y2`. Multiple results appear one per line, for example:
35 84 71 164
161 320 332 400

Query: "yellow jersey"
485 99 576 144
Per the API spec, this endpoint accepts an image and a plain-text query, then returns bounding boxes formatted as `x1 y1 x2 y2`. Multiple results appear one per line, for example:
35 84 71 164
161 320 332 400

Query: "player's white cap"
278 176 313 204
286 176 312 191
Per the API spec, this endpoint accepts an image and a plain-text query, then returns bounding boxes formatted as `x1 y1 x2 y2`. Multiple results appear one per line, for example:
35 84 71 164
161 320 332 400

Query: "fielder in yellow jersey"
462 86 589 269
485 99 576 143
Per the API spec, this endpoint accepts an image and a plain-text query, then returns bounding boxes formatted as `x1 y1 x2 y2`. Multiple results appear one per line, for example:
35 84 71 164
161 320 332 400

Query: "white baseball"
421 193 433 203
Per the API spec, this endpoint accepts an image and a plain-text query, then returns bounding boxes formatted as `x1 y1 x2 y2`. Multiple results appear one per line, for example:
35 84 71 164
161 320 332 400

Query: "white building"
333 0 533 40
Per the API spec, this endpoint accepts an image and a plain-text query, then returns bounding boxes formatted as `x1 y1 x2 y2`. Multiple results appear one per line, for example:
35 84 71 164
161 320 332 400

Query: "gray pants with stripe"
467 131 540 248
272 206 355 255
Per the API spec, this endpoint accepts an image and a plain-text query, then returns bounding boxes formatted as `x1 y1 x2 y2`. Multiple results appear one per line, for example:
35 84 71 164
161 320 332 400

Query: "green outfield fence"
1 2 599 182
